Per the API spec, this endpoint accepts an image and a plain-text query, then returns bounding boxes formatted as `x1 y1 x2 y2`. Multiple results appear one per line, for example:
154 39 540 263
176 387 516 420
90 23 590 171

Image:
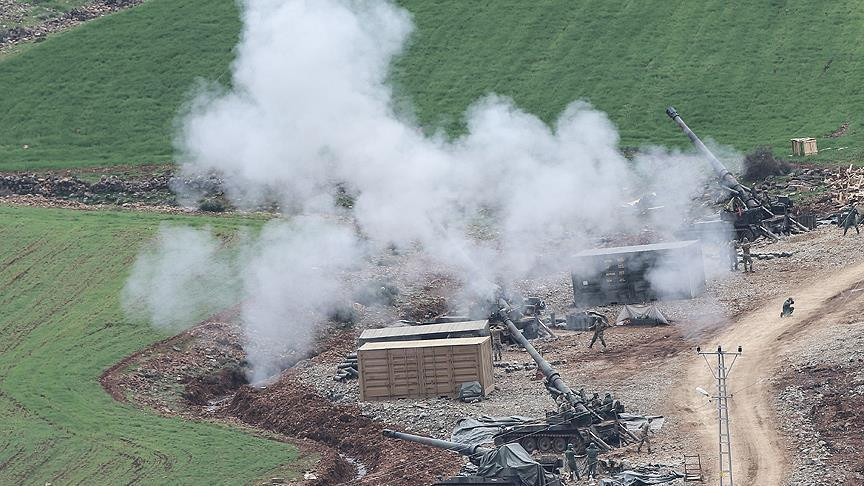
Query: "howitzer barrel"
497 299 588 414
666 106 760 209
381 429 491 456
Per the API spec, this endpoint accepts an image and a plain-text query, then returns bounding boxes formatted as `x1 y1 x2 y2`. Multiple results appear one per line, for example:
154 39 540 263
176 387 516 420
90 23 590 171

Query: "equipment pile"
333 352 359 382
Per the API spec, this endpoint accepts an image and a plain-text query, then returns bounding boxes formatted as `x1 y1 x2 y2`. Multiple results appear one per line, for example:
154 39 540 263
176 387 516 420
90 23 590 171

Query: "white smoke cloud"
239 216 363 383
124 0 728 379
122 225 239 331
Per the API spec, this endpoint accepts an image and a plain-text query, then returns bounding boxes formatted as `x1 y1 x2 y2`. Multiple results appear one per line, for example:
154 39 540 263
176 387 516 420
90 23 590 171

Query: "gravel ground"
295 224 864 484
774 304 864 486
106 223 864 484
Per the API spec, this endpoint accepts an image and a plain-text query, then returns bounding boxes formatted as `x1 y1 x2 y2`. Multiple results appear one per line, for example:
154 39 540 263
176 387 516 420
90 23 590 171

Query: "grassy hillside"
0 206 301 484
0 0 239 169
1 0 863 169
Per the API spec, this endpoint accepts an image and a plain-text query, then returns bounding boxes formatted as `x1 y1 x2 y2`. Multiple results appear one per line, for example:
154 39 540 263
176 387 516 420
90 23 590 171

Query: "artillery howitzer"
490 300 627 454
482 295 555 342
666 107 809 241
382 429 562 486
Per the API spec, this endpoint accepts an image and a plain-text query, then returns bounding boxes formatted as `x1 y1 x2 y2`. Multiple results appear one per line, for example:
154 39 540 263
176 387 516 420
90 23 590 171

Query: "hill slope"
0 206 301 484
1 0 862 169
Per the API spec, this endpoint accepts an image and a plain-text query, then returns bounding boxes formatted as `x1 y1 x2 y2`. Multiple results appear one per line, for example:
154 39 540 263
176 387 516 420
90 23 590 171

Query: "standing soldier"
842 204 860 235
491 326 503 362
564 443 581 480
741 241 754 273
588 313 608 350
728 239 739 271
637 418 654 453
585 442 600 479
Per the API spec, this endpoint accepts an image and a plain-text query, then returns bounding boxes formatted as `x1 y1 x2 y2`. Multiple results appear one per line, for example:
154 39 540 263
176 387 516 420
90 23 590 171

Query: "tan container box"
791 137 818 156
357 336 494 401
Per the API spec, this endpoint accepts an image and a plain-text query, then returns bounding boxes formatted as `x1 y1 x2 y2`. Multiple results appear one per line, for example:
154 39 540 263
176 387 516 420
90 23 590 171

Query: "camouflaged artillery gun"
490 299 625 455
666 106 809 241
381 429 562 486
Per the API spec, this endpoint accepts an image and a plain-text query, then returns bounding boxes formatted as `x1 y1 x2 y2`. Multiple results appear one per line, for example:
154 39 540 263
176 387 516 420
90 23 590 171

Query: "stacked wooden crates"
357 336 494 401
791 138 818 156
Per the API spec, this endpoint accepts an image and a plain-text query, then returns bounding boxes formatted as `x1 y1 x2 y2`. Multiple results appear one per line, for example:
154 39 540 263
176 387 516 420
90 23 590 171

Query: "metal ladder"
683 454 704 482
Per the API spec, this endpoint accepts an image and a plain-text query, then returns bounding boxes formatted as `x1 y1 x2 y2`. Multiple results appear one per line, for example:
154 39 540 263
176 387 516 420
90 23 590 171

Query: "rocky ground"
98 223 864 485
0 167 227 208
774 300 864 486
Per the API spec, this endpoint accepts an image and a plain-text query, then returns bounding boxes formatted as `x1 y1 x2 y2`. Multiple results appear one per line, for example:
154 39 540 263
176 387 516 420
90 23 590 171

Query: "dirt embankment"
228 372 462 485
100 318 461 485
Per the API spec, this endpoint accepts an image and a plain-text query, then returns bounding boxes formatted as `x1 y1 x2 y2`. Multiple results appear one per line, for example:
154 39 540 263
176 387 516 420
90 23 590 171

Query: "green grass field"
1 0 863 170
0 205 302 485
0 0 239 170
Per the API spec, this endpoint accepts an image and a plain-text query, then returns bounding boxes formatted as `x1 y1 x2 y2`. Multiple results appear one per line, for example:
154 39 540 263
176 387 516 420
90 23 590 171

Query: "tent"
615 304 668 326
475 443 556 486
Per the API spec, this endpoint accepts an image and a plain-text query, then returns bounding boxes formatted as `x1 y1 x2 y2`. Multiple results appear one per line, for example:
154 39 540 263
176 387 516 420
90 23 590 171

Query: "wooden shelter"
357 336 494 401
572 240 705 306
357 320 489 345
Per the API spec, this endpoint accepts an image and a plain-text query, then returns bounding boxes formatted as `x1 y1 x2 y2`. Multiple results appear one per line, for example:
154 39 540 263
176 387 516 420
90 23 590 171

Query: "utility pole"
696 345 741 486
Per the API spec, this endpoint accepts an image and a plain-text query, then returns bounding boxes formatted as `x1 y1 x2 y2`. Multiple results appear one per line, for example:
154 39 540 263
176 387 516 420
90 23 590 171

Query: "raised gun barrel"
666 106 761 209
381 429 491 457
497 299 590 418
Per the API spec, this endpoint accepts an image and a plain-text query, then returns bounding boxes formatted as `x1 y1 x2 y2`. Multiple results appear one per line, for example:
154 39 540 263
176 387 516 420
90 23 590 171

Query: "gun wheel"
537 436 552 452
552 437 567 453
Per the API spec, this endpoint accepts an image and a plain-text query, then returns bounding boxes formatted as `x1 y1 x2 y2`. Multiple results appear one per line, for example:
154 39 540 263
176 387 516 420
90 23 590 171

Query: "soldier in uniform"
588 392 601 410
564 443 581 480
602 392 614 410
585 442 600 479
637 418 654 453
588 313 608 349
842 204 860 235
741 241 754 273
491 326 503 362
780 297 795 317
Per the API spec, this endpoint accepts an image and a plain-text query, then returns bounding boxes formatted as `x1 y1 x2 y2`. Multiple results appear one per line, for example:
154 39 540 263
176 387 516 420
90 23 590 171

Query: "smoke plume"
124 0 729 380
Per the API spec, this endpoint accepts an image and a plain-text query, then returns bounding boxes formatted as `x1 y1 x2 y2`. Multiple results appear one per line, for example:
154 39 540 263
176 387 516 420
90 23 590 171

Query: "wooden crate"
357 337 494 401
791 137 818 156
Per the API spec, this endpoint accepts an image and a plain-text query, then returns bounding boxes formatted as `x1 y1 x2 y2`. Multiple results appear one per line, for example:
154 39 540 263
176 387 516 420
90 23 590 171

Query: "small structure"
357 320 489 346
571 241 705 306
791 137 818 156
615 304 669 325
357 336 494 401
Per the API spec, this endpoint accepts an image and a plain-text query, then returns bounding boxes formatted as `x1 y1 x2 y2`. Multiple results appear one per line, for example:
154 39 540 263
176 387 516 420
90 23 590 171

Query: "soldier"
585 442 600 479
588 314 608 349
491 326 503 362
588 392 601 410
564 443 581 480
741 241 754 273
842 204 860 235
637 418 654 453
780 297 795 318
728 239 739 271
602 392 614 409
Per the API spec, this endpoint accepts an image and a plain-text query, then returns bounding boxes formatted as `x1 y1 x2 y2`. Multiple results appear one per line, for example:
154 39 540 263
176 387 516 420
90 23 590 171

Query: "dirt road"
681 260 864 485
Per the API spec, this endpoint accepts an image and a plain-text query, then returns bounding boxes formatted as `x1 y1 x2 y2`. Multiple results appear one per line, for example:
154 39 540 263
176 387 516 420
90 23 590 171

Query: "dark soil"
227 372 462 485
